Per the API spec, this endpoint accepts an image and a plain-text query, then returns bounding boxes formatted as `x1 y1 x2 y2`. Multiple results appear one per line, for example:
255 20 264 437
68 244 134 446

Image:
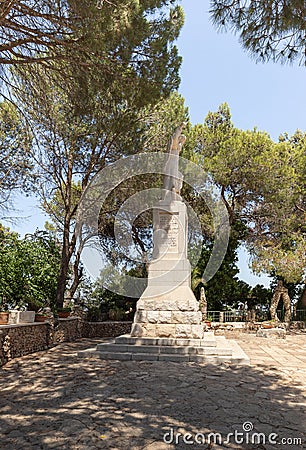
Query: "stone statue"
163 123 186 199
199 286 207 320
270 280 291 323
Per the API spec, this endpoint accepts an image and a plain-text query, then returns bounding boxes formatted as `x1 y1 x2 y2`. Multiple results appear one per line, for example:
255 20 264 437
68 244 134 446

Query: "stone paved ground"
0 332 305 450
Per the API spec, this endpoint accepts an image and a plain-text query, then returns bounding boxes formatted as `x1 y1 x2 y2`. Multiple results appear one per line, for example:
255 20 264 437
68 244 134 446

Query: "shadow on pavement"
0 339 304 449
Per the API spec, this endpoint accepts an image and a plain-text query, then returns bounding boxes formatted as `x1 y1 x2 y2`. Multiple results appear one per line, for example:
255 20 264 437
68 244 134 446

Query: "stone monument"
78 125 250 364
130 124 203 339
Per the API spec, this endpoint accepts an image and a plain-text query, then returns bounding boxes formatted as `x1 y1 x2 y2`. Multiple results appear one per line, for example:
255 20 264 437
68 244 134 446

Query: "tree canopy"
189 103 306 289
10 2 184 307
0 101 31 216
0 1 182 70
210 0 306 65
0 226 61 311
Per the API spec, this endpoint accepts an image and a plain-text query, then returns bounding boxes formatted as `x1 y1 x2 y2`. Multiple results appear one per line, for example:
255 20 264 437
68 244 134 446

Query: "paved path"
0 332 305 450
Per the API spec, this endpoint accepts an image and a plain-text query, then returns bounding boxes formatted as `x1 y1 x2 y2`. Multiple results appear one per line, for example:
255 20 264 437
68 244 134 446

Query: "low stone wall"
0 319 132 366
0 323 50 366
81 321 132 338
53 317 82 343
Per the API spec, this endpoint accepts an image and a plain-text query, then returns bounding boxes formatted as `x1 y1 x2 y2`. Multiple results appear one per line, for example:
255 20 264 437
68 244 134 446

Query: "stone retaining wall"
53 318 82 343
0 319 132 366
81 321 131 338
0 323 50 365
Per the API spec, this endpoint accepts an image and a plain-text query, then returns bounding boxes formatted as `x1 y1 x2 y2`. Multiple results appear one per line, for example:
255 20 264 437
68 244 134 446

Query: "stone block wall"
0 323 50 366
81 321 132 338
0 319 132 366
53 318 82 343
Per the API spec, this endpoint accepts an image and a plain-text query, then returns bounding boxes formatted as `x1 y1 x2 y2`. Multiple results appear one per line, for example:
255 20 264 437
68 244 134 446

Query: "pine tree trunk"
66 249 83 303
56 235 70 309
270 291 280 321
56 147 75 309
301 287 306 308
282 291 292 322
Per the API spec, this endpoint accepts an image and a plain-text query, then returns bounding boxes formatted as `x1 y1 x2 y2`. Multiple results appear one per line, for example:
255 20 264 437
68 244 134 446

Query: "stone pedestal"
130 199 204 339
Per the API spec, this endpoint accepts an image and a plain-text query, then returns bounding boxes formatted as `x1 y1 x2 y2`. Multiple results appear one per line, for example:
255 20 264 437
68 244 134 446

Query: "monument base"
131 285 204 339
78 331 250 365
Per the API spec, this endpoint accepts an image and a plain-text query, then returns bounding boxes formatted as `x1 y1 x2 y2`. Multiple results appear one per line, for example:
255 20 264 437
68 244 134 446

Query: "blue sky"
178 1 306 140
4 0 306 288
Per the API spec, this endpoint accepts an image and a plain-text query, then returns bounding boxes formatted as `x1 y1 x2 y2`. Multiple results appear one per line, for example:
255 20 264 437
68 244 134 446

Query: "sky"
3 0 306 288
178 0 306 141
176 0 306 286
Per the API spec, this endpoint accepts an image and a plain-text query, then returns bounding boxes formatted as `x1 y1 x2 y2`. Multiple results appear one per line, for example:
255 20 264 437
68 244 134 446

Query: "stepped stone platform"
78 331 250 365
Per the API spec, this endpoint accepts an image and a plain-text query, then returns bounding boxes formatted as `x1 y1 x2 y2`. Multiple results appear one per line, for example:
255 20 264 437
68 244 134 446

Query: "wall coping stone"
0 322 49 329
86 321 132 324
57 316 79 321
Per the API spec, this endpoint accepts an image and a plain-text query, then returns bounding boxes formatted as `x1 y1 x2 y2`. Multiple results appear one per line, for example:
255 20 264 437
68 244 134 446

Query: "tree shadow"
0 338 304 449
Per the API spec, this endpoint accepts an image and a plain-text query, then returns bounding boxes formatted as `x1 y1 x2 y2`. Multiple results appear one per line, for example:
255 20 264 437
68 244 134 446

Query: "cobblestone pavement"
0 332 305 450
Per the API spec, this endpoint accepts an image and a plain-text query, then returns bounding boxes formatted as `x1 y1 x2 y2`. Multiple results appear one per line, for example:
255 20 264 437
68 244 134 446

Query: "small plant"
57 307 72 313
0 295 10 312
56 307 71 318
86 306 106 322
261 320 277 329
108 307 125 321
34 311 49 322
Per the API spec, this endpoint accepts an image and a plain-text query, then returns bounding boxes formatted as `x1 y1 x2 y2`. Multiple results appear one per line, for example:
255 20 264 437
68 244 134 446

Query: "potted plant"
204 315 213 327
261 320 276 329
57 307 71 318
0 311 9 325
0 296 9 325
35 313 48 322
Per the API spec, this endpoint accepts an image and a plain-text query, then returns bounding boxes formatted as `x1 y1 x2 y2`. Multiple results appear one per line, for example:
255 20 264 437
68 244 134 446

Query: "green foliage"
43 182 82 229
249 284 272 310
1 0 184 102
74 270 137 321
87 283 136 322
248 131 306 283
192 221 247 310
191 103 274 223
8 2 184 307
0 226 61 311
210 0 306 65
0 101 31 212
188 104 306 285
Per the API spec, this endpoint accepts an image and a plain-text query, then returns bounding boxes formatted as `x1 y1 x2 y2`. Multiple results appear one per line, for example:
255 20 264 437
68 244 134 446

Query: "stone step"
78 350 242 364
114 332 217 348
97 343 159 354
227 339 250 365
95 342 232 356
77 334 250 365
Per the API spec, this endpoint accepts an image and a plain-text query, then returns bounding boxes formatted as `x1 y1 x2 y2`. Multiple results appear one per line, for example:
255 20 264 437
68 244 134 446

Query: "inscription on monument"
159 212 179 252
